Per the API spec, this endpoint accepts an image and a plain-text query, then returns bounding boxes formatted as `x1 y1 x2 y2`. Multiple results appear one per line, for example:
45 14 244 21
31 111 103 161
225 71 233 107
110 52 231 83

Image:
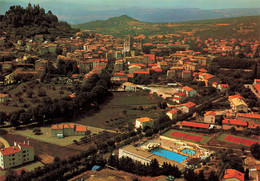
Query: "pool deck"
121 145 187 170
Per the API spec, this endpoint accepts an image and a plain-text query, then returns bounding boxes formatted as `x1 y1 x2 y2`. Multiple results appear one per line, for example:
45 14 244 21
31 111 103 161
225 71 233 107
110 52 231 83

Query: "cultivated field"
163 129 211 145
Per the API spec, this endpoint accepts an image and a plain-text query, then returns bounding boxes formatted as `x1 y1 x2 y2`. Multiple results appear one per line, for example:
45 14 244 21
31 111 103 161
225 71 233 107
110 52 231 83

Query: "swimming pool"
181 148 196 155
150 148 188 163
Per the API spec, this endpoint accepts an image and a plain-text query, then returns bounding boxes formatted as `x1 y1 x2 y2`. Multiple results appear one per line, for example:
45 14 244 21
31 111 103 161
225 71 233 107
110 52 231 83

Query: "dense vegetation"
0 3 78 40
73 15 260 40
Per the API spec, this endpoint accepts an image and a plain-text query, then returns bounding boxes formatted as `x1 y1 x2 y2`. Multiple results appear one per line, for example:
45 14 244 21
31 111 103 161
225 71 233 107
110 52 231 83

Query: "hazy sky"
1 0 260 10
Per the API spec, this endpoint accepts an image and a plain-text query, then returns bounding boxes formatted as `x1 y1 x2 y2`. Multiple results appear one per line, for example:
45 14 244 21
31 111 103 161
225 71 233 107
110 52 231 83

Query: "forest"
0 3 78 40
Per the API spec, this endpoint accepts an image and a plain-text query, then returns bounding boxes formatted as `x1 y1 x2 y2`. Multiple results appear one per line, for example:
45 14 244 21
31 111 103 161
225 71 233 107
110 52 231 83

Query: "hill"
0 3 78 40
73 15 152 37
73 15 260 40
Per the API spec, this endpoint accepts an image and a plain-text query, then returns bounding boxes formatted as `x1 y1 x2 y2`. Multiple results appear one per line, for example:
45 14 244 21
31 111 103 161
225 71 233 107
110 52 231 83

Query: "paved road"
0 136 10 148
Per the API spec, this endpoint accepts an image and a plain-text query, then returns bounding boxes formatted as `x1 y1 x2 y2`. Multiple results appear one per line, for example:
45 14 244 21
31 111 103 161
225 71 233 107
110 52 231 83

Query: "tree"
250 143 260 160
0 111 8 125
242 128 250 136
26 89 34 98
230 127 236 134
207 171 219 181
38 89 46 97
5 169 18 181
198 170 206 181
55 47 63 55
184 169 197 181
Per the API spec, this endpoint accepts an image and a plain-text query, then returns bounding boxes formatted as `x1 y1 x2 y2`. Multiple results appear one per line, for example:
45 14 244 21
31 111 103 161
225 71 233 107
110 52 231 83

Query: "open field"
76 91 163 129
217 133 260 147
163 129 211 145
1 133 81 159
13 127 85 146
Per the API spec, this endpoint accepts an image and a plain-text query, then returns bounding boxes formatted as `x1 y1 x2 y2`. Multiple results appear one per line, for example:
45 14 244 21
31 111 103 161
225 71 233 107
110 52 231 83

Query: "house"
128 65 142 74
181 121 210 130
236 113 260 122
222 119 247 131
122 82 137 92
135 117 154 129
0 94 9 103
172 92 186 103
204 111 216 124
229 98 248 113
182 70 191 80
166 110 178 120
182 86 196 97
223 169 244 181
182 101 196 113
218 84 229 93
0 141 34 169
51 123 87 136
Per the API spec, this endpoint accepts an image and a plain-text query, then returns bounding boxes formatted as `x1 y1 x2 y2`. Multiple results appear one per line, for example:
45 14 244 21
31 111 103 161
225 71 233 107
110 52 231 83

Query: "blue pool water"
181 148 196 155
150 148 188 163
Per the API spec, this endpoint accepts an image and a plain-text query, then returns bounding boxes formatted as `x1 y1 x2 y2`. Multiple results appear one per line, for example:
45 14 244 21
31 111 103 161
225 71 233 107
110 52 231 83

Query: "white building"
0 141 34 169
135 117 154 129
122 82 137 92
182 86 196 97
166 110 178 120
204 111 216 124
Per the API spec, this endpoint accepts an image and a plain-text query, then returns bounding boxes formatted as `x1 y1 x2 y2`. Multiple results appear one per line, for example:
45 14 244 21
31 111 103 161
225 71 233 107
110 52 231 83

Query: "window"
23 151 26 153
12 158 15 161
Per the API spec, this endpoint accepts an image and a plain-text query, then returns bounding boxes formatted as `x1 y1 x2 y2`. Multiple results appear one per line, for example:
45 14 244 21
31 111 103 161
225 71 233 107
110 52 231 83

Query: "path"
0 136 10 147
87 126 119 134
245 84 260 99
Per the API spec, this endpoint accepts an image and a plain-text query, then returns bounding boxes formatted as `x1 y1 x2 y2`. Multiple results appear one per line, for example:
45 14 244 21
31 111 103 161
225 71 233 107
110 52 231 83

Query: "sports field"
217 133 260 146
163 129 211 144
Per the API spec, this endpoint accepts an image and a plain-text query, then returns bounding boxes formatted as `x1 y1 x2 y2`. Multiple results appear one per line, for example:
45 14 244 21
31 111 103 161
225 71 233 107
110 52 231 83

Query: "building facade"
0 141 34 169
51 123 87 136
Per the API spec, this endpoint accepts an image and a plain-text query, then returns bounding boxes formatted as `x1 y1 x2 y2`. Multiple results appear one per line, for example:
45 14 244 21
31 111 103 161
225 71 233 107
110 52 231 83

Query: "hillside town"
0 3 260 181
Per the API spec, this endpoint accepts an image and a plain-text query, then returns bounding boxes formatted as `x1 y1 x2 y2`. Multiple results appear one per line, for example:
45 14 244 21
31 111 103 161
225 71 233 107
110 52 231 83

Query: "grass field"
216 133 260 147
76 91 163 129
162 129 211 145
14 127 85 146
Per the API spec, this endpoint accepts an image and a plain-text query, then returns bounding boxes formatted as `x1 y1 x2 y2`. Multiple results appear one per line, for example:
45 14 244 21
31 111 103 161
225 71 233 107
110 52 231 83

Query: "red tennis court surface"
169 131 204 142
224 135 260 146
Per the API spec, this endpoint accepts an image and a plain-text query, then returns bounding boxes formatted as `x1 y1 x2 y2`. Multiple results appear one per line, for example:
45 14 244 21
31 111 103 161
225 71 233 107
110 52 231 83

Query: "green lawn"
14 127 85 146
162 129 211 145
76 91 163 129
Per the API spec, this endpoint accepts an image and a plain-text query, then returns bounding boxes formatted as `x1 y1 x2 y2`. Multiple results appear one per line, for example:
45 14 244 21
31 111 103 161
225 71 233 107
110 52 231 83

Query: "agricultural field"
217 133 260 147
0 82 73 113
76 91 164 130
162 129 211 145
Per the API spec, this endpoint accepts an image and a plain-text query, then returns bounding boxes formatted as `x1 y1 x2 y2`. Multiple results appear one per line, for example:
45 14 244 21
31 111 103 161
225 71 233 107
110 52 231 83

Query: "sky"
1 0 260 10
0 0 260 24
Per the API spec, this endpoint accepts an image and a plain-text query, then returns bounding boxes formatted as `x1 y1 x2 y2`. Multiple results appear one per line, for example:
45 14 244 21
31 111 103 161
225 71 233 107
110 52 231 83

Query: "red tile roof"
0 146 21 156
222 119 247 126
204 111 216 116
254 84 260 93
144 54 155 61
182 86 194 92
224 169 244 181
182 121 209 129
75 125 87 132
15 142 33 148
182 70 191 74
175 92 186 97
248 122 260 129
185 101 196 108
168 110 177 114
237 113 260 119
219 84 229 88
134 71 149 75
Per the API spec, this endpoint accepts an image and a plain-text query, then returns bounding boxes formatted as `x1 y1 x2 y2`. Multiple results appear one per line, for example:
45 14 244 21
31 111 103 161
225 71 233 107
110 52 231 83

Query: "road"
0 136 10 148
